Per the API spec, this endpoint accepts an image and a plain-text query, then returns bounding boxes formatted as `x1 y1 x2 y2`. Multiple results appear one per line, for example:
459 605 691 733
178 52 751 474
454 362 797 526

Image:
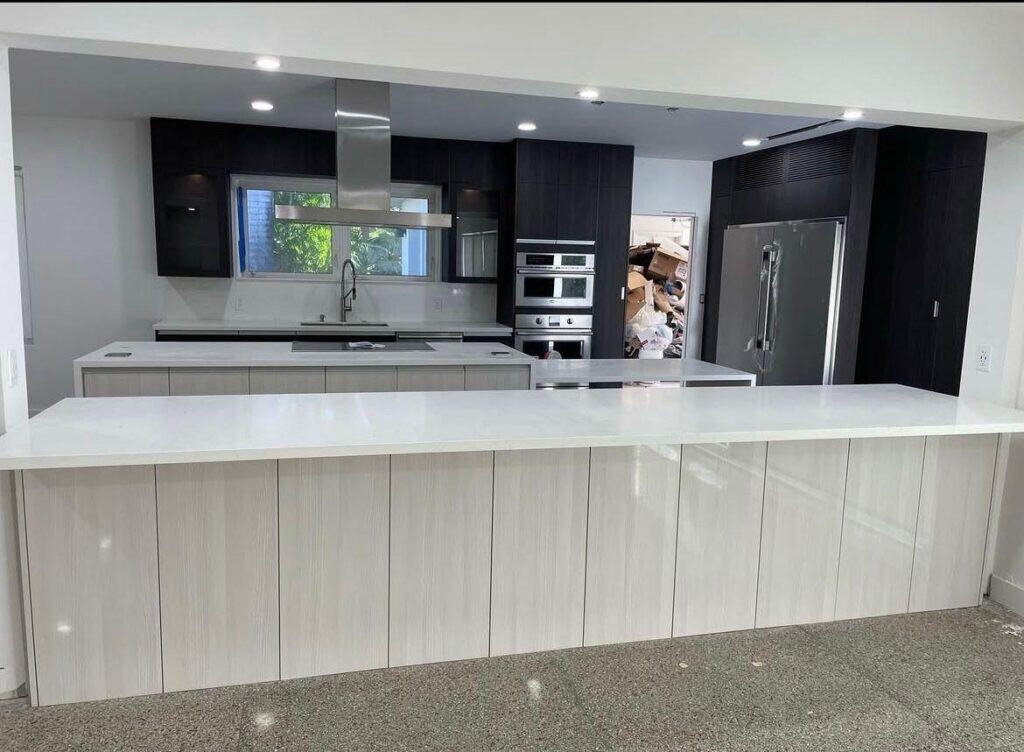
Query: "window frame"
229 174 442 284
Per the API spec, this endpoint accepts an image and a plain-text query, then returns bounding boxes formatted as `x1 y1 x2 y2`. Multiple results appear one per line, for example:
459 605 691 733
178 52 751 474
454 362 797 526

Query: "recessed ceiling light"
577 87 600 100
742 138 763 147
517 121 537 132
254 56 281 71
251 100 274 112
842 108 864 120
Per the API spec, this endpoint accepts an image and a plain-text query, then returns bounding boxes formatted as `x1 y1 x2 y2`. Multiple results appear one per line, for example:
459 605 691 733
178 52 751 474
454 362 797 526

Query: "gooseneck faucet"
340 258 356 323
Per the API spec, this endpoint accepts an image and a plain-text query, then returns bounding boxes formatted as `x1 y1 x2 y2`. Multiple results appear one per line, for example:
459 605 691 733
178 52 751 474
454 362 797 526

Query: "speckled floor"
3 602 1024 752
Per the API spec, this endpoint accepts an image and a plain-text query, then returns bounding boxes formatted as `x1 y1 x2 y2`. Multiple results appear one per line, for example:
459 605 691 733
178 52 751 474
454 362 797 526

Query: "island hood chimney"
274 79 452 229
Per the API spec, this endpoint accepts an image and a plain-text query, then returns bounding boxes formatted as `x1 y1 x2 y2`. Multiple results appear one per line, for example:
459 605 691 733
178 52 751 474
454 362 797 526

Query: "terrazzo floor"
3 601 1024 751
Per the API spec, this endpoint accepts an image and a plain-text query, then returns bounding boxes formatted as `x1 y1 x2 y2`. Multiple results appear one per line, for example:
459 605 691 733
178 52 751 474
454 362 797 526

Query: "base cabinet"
674 442 766 637
155 461 279 692
910 434 997 611
21 467 162 706
14 433 1001 706
756 439 849 628
388 452 493 666
279 457 389 679
82 368 169 397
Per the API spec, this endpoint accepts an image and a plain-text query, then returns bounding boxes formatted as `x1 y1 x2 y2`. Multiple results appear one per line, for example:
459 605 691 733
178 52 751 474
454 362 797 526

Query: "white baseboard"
990 575 1024 617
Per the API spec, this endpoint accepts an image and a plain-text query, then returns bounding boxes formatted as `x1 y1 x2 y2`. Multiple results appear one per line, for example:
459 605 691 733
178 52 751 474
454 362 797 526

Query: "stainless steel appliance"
515 249 596 273
714 218 845 385
514 314 592 359
514 248 596 308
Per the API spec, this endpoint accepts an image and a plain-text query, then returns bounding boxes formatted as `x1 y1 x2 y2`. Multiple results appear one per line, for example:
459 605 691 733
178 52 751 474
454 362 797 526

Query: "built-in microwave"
515 250 595 273
515 271 595 308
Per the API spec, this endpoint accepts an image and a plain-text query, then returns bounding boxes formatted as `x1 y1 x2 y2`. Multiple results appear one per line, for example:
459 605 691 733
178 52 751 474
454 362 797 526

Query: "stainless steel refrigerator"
714 218 845 385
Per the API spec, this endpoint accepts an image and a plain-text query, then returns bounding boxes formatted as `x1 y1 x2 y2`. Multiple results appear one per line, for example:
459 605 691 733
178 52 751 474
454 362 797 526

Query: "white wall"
1 4 1023 130
0 46 27 697
13 115 164 413
631 157 712 359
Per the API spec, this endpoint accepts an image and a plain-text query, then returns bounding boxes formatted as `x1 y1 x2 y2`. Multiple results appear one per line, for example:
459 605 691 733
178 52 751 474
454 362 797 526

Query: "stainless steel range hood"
274 79 452 229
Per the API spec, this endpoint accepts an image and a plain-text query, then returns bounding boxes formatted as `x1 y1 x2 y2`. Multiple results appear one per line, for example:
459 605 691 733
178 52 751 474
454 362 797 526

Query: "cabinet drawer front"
464 365 530 391
395 366 465 392
249 367 326 395
325 367 398 393
168 368 250 395
82 369 169 397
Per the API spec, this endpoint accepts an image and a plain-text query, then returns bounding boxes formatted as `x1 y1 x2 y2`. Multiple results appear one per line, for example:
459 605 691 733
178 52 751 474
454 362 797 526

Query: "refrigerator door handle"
762 245 781 353
756 245 773 353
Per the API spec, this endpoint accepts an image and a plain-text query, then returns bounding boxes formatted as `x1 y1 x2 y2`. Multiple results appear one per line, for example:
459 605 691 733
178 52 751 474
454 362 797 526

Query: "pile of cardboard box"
624 239 688 358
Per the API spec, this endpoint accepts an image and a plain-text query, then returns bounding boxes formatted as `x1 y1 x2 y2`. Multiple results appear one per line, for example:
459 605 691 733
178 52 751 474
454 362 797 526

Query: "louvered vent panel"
734 149 785 190
786 134 854 181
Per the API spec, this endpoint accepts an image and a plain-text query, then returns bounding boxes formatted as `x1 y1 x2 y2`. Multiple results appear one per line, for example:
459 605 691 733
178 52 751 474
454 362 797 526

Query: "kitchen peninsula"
3 384 1022 707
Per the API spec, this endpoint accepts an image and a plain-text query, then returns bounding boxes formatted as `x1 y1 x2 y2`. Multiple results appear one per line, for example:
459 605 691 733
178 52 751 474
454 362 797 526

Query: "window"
231 175 441 281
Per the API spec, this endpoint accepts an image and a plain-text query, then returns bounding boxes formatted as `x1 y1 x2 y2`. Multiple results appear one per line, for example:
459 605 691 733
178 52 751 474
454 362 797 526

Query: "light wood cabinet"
465 365 531 391
835 437 925 619
155 460 278 691
250 367 326 394
325 366 398 393
396 366 466 392
279 456 389 679
168 367 250 395
756 439 849 628
675 442 766 637
82 368 169 397
910 434 997 612
22 466 162 705
389 451 493 666
584 444 680 646
490 448 589 656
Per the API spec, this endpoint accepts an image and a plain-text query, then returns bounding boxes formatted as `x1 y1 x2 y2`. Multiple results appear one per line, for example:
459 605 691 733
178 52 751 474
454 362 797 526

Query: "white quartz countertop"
153 318 513 336
534 358 756 384
2 384 1023 470
75 341 532 369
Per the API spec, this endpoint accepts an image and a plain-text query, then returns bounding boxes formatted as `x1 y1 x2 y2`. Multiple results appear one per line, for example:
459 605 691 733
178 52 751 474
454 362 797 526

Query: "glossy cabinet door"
835 437 925 620
168 367 250 395
249 367 326 394
395 366 466 392
325 366 398 393
675 442 766 637
22 466 162 705
584 444 681 646
490 448 589 656
279 456 389 679
464 365 531 391
389 452 493 666
156 461 278 691
756 439 849 628
910 434 997 612
82 368 170 397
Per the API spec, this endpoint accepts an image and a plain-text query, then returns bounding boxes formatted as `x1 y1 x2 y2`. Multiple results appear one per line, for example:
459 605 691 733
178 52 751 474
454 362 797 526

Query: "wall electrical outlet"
976 344 993 373
433 298 443 312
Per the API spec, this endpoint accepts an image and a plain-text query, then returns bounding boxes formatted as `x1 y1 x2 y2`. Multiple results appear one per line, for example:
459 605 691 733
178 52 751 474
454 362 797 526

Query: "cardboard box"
646 246 687 280
626 271 647 291
625 288 647 322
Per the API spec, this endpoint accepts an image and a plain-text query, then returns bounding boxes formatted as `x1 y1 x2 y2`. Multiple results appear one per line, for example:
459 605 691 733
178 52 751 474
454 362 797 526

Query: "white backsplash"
161 277 498 323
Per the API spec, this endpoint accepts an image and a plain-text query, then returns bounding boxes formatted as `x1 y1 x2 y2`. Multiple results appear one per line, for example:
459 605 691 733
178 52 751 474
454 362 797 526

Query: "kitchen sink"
292 341 434 352
300 320 389 327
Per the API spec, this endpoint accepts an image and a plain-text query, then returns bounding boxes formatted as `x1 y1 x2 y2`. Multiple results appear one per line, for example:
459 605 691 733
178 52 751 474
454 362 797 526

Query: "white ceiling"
10 49 882 161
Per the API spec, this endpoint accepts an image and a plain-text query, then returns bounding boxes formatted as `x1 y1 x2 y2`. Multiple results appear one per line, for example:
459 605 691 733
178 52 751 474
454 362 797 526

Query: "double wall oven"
513 241 594 359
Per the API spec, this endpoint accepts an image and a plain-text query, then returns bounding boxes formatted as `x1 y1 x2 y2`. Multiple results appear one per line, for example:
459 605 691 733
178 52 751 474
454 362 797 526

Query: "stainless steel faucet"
340 259 357 322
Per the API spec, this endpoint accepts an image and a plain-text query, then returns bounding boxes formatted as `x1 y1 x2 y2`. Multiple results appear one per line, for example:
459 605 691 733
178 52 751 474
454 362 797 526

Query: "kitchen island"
534 357 757 387
3 384 1022 706
74 340 533 396
153 318 513 338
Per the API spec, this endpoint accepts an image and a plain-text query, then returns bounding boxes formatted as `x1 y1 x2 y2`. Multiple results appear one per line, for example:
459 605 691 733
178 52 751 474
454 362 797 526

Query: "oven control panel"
515 313 593 331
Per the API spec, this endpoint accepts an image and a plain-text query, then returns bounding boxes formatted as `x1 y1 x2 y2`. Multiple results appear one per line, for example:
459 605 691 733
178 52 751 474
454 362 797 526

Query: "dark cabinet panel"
700 193 732 362
558 142 601 186
592 185 633 358
153 171 229 277
514 182 559 239
450 140 508 189
391 136 450 183
556 183 599 241
711 159 734 197
599 145 635 189
782 174 851 220
515 139 561 183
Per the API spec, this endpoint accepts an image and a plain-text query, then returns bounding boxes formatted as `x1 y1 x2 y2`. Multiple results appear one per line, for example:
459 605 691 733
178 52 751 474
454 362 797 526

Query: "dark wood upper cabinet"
515 139 561 184
555 183 599 241
558 142 601 186
153 170 229 278
391 136 450 184
513 182 559 239
599 145 635 189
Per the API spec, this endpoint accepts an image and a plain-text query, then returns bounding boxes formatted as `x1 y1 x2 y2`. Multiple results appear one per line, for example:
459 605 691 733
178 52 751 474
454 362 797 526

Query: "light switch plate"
976 344 993 373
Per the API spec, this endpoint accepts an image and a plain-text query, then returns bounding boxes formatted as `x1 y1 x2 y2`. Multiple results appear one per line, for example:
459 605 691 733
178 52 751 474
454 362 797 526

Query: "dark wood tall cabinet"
855 127 986 394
